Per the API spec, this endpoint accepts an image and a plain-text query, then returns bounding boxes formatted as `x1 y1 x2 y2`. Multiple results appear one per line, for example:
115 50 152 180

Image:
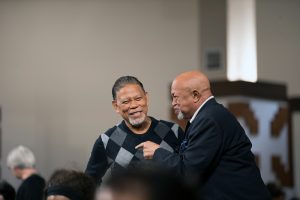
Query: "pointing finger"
135 143 144 149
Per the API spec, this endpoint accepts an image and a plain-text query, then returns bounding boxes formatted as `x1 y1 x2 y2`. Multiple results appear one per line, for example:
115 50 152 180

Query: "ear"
145 92 149 106
192 90 200 102
112 100 120 113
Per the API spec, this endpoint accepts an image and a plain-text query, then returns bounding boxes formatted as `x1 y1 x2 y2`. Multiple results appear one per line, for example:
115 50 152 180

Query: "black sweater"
85 117 184 184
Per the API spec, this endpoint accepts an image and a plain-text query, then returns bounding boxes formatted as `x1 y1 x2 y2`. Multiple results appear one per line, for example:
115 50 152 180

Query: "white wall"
0 0 199 186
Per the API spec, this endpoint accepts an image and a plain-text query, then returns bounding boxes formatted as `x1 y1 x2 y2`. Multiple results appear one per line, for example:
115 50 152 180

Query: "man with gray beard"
85 76 184 185
136 71 271 200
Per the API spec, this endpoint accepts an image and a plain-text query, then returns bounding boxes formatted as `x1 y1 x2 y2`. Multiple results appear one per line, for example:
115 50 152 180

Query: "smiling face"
112 84 149 128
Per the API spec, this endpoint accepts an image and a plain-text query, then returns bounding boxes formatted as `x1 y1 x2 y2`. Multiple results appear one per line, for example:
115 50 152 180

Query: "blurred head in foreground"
104 163 196 200
45 169 96 200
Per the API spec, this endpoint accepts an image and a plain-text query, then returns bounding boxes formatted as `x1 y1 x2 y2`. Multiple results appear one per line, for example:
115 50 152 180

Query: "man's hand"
135 141 160 159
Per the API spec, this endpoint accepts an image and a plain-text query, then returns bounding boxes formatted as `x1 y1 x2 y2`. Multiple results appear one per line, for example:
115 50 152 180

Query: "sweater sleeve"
85 136 109 185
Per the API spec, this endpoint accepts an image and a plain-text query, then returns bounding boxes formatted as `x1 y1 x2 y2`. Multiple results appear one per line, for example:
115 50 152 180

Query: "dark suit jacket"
153 98 271 200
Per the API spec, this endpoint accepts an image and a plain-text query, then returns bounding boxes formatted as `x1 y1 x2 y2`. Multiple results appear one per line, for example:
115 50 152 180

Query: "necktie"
180 121 191 152
185 121 191 133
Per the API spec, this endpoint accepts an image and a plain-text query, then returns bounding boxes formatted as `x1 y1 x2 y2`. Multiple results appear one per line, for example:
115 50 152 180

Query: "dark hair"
106 163 196 200
45 169 95 200
0 180 16 200
112 76 145 100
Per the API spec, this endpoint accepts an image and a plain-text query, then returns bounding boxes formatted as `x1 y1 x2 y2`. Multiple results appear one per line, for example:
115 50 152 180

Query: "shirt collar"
190 96 214 123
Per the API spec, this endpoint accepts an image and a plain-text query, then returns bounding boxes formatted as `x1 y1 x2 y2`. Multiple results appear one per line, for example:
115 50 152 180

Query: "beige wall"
0 0 199 186
257 0 300 96
200 0 227 79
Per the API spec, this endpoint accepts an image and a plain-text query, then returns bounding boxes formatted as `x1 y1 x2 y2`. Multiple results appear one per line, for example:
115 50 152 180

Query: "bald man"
136 71 271 200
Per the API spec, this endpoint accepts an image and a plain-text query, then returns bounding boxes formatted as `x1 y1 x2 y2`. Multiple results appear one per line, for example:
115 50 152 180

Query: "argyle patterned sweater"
85 117 184 185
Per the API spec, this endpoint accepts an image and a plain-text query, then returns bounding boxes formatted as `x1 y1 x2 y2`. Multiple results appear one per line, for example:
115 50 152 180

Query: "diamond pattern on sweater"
171 124 179 138
160 140 174 153
101 134 110 148
102 119 183 171
115 147 134 167
110 127 127 146
154 122 169 139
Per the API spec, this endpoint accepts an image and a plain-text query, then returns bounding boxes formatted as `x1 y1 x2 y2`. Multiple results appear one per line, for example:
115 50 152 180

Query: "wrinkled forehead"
118 83 144 92
171 90 190 98
171 82 190 96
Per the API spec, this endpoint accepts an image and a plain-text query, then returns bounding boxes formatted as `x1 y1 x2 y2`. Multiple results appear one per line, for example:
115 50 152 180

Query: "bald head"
172 71 212 98
171 71 213 120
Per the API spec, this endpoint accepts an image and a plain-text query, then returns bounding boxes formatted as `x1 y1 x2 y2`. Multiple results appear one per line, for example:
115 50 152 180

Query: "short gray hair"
7 145 36 169
112 76 145 100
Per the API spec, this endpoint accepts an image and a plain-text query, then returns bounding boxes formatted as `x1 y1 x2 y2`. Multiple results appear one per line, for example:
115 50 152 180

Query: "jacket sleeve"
153 118 223 180
85 136 109 185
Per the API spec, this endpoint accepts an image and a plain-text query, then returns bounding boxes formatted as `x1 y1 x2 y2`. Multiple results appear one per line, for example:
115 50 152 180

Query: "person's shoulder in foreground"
0 180 16 200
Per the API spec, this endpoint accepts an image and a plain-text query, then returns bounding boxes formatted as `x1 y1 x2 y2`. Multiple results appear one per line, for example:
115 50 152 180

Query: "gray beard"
177 111 184 120
129 114 146 127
